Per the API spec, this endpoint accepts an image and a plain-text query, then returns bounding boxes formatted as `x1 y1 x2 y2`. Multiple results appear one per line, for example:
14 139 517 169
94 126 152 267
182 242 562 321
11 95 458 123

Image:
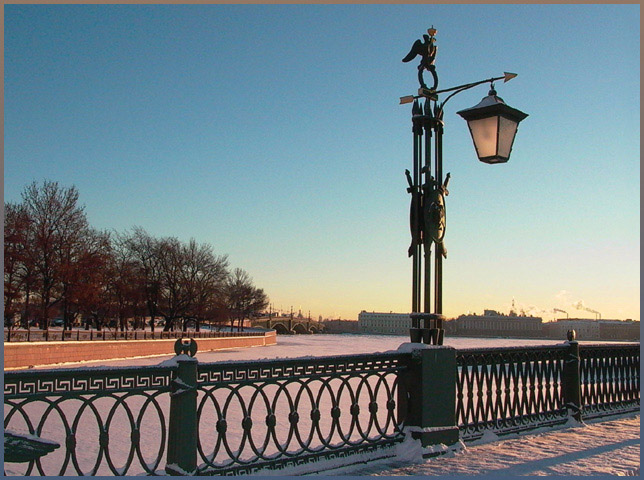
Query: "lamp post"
401 27 528 345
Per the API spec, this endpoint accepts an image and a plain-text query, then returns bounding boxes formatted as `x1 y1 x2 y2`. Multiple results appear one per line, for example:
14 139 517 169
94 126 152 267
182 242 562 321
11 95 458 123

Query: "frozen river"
38 333 571 370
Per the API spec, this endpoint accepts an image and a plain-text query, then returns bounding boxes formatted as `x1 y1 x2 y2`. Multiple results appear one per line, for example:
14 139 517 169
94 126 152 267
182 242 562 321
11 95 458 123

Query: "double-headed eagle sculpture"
402 27 438 91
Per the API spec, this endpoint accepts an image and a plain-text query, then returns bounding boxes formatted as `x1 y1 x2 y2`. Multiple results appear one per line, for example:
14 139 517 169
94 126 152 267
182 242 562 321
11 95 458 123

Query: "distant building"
542 318 600 340
543 318 640 341
598 319 640 341
358 311 411 335
451 310 543 338
356 309 639 341
322 319 362 334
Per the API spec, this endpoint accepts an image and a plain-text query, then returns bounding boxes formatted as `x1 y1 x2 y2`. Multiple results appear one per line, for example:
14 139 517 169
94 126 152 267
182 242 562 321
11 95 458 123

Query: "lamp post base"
409 313 445 345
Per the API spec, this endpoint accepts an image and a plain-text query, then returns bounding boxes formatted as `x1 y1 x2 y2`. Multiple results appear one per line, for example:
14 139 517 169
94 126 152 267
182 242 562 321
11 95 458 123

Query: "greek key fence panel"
4 366 175 476
580 344 640 418
456 345 569 441
194 353 410 475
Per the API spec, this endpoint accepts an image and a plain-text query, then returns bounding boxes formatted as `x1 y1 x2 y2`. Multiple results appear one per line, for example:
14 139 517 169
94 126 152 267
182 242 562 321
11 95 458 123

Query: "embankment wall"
3 331 277 370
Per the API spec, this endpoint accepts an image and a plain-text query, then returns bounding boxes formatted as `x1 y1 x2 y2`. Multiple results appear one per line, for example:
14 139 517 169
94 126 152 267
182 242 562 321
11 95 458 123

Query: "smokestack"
573 301 601 320
553 308 568 318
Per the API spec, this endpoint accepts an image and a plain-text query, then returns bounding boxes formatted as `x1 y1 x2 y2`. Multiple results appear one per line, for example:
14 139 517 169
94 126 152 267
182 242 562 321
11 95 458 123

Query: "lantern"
457 88 528 164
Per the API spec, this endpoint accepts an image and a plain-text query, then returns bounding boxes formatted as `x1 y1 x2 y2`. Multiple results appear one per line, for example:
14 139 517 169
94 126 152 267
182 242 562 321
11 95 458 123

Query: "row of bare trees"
4 181 268 332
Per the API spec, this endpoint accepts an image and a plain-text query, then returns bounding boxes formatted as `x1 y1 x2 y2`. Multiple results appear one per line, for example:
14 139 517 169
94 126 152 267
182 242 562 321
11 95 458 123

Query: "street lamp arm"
401 73 518 109
433 73 517 115
438 84 480 112
434 72 516 96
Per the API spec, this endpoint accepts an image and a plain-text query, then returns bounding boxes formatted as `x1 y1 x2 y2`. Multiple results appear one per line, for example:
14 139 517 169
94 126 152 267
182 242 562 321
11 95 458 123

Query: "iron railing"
456 345 568 440
579 343 640 418
194 352 409 475
4 351 410 476
4 328 265 343
4 365 175 476
455 343 640 441
4 341 640 476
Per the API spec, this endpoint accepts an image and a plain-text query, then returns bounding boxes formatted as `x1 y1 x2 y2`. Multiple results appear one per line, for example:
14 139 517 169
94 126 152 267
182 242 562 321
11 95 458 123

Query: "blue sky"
4 4 640 321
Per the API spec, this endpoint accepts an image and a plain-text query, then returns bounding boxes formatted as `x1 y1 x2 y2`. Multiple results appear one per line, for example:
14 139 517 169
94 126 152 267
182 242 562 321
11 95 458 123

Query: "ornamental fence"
456 344 569 440
4 328 264 343
579 344 640 419
455 342 639 440
4 339 639 476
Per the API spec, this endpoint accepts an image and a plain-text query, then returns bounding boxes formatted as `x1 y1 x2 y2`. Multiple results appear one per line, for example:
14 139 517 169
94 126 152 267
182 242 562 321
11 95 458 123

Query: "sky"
4 4 640 322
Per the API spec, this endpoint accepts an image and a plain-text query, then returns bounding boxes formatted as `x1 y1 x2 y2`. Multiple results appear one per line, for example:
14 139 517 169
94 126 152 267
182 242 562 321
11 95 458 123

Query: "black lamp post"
401 27 528 345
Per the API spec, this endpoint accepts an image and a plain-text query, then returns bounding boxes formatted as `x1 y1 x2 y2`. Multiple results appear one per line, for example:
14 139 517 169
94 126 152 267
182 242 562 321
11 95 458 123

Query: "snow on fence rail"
3 340 640 476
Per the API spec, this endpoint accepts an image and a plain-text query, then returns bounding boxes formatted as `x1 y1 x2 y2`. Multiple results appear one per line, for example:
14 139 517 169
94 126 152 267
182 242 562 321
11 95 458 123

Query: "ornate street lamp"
400 27 528 345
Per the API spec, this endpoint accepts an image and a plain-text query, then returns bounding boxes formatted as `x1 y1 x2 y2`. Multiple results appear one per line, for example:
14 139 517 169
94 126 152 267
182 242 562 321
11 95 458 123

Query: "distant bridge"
251 316 325 334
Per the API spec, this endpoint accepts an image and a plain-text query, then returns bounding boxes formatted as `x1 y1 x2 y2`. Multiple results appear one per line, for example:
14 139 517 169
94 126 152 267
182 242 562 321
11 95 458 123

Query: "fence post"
562 330 583 422
166 339 199 475
398 345 460 453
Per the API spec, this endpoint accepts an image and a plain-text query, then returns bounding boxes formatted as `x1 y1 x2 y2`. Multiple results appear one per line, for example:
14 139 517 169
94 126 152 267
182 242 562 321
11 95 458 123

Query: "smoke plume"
573 300 601 319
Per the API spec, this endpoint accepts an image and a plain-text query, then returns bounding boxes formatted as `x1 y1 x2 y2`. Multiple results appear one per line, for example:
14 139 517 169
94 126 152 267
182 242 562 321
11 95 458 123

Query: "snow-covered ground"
10 334 640 476
349 414 640 477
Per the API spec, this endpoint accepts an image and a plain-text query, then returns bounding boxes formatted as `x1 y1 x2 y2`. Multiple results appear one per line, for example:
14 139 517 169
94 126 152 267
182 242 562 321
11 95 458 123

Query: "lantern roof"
457 88 528 123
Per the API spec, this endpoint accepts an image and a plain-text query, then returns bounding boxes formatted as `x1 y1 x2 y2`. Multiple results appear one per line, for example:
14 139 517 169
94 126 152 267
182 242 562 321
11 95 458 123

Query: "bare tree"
21 181 89 329
7 182 271 336
180 239 229 332
155 236 188 331
109 232 146 331
4 202 30 329
69 230 114 331
123 227 164 332
58 228 112 331
225 268 268 331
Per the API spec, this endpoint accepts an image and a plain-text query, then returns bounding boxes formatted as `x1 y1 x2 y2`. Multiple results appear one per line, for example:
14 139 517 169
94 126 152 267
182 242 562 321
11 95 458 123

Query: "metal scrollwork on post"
425 172 449 259
405 169 422 258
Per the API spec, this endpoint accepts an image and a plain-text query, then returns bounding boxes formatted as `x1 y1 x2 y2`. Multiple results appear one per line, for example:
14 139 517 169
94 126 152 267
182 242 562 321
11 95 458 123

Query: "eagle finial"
402 27 438 91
